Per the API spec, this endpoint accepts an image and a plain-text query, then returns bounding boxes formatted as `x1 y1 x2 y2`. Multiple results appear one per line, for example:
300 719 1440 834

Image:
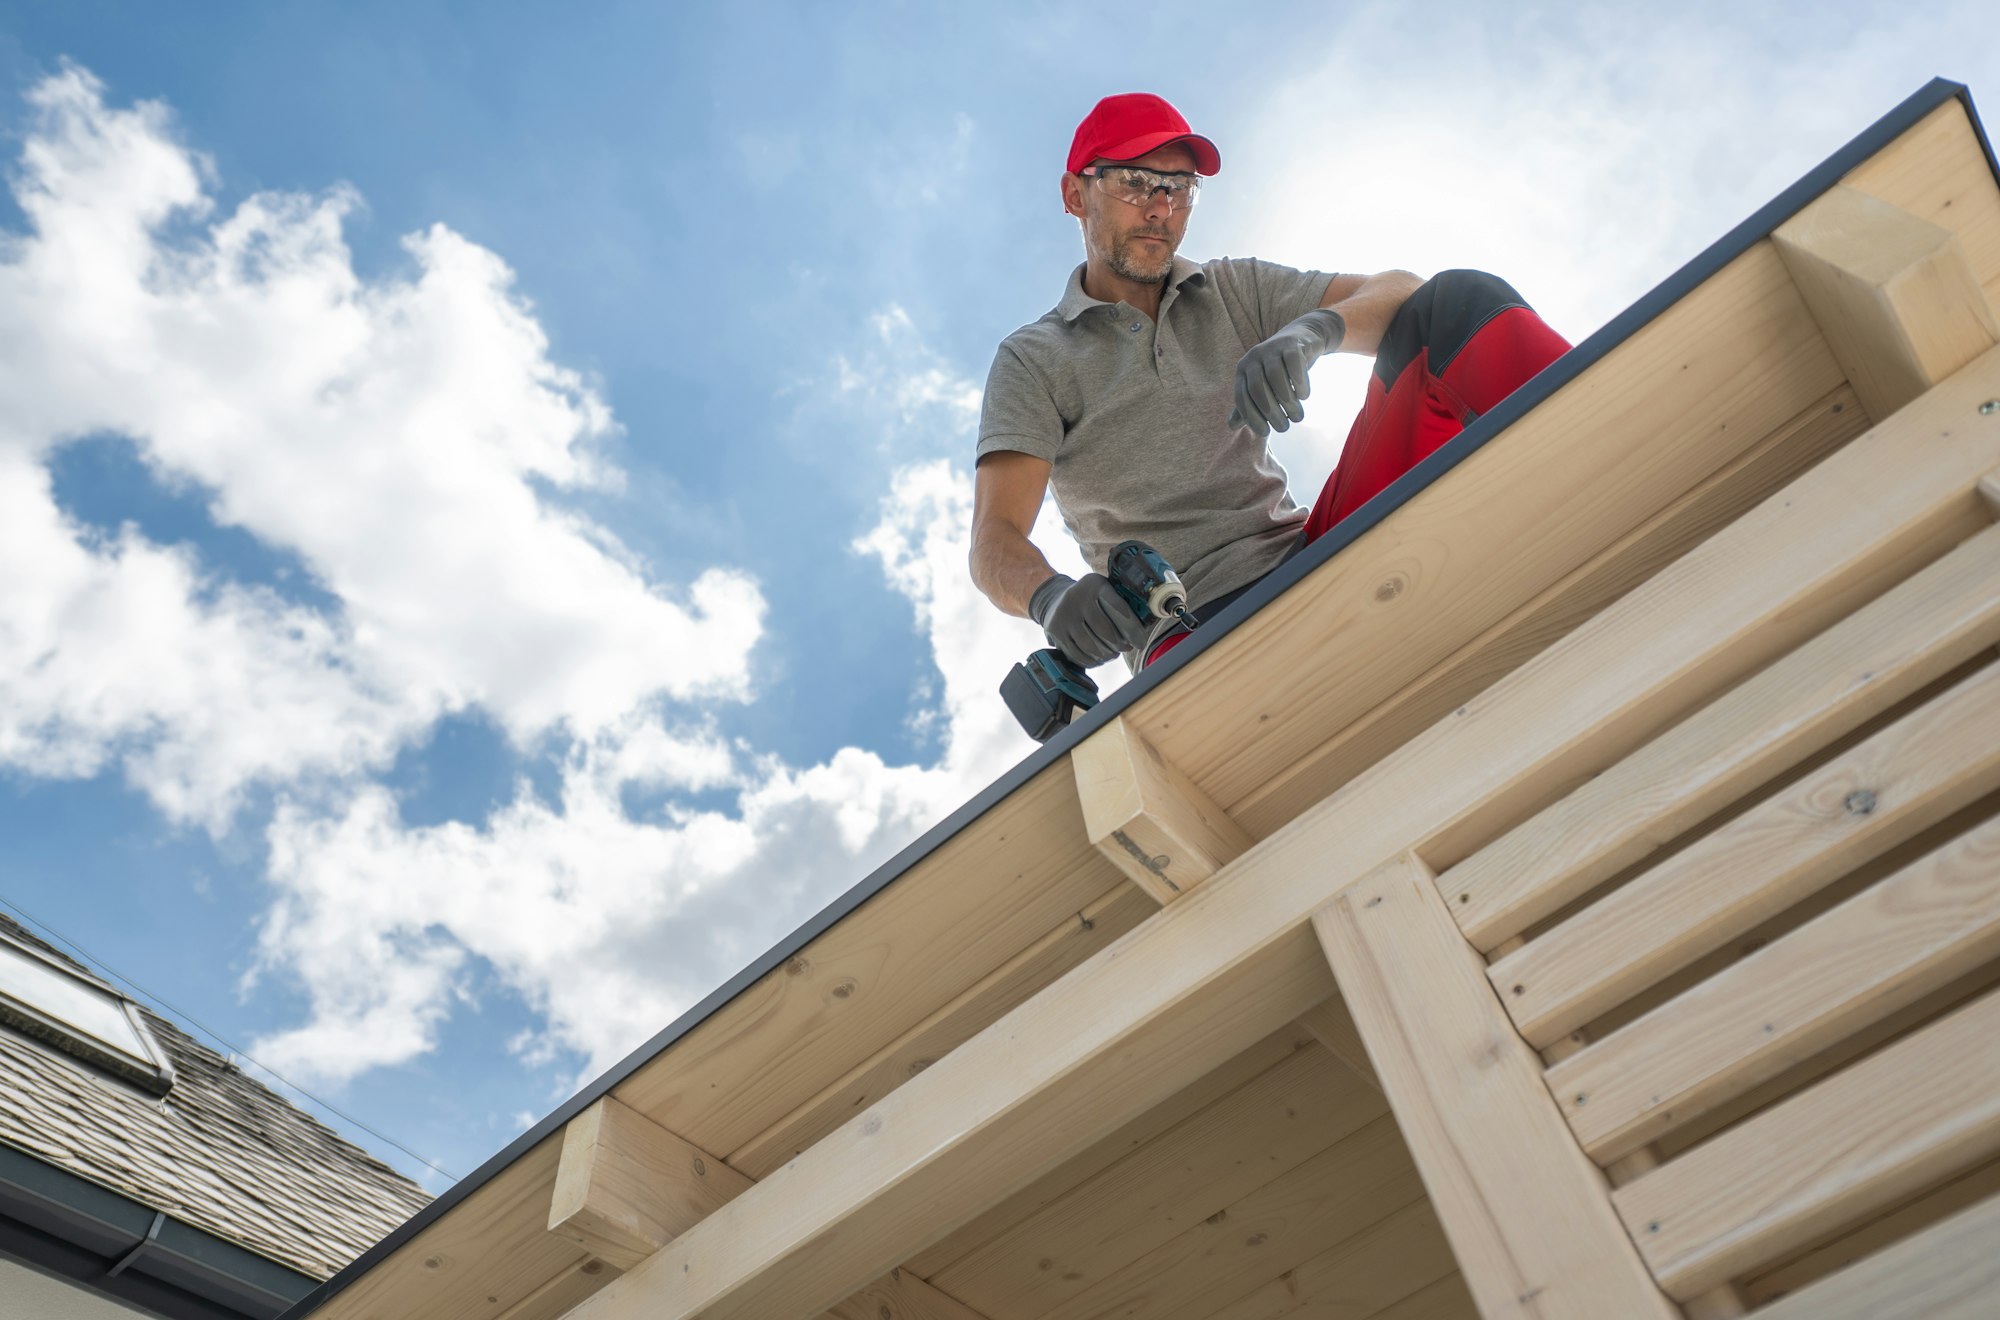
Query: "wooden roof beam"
1074 714 1254 903
1775 184 1999 422
558 345 2000 1320
548 1096 990 1319
1075 713 1381 1090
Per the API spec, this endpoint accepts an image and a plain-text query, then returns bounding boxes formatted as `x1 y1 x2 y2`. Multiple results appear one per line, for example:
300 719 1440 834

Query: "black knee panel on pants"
1373 269 1529 385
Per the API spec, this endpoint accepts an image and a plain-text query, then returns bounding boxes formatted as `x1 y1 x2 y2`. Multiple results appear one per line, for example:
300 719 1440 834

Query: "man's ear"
1060 172 1084 219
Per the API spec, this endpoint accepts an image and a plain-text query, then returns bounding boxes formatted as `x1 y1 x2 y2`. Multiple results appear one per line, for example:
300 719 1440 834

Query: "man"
970 92 1571 672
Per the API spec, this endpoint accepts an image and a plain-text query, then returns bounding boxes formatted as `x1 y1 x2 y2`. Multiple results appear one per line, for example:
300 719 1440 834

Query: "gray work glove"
1028 572 1149 667
1227 308 1346 440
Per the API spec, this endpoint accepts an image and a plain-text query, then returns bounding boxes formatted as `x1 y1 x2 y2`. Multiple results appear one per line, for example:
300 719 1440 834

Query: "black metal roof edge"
280 75 1988 1319
0 1141 318 1318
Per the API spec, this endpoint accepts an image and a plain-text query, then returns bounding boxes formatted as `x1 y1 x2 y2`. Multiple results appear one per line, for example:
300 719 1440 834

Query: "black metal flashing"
279 76 1995 1320
0 1143 318 1319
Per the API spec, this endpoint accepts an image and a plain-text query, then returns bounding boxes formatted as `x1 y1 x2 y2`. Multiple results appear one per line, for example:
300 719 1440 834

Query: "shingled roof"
0 915 431 1284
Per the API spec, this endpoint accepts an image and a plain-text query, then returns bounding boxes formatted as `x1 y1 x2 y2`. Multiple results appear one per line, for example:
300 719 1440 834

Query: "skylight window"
0 931 174 1095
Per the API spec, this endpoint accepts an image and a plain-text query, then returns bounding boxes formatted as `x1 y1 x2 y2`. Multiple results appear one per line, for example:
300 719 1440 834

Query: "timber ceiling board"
279 79 1997 1320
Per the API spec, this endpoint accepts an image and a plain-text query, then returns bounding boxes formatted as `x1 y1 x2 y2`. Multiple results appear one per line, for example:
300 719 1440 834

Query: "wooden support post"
551 1097 990 1319
1312 853 1679 1320
1774 184 1999 420
1073 714 1254 902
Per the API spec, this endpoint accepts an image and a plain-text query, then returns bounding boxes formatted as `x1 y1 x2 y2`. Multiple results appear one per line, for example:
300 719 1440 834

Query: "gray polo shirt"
978 254 1335 656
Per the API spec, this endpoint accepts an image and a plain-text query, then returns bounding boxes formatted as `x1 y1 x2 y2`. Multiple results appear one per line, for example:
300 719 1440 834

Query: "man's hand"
1029 573 1150 667
1228 308 1346 440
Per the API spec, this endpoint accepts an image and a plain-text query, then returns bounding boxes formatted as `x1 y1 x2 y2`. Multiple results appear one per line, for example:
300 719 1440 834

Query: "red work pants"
1148 269 1570 667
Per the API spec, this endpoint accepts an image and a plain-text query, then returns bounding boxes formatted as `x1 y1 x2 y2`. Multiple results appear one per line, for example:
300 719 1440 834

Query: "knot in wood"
1374 574 1407 602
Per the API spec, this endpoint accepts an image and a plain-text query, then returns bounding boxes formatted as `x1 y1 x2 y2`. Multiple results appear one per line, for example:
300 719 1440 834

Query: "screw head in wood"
1982 399 1999 415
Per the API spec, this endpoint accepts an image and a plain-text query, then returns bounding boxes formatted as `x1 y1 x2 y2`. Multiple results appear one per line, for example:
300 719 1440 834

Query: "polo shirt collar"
1056 255 1206 322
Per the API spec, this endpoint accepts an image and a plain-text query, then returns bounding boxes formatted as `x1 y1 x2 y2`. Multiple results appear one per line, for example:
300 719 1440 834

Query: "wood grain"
1548 816 2000 1162
1491 661 2000 1047
1448 518 2000 951
1614 988 2000 1298
1313 854 1676 1320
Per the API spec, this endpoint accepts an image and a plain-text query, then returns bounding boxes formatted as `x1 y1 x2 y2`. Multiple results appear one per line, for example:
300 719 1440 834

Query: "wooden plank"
1745 1155 2000 1304
1363 1275 1479 1320
1548 815 2000 1162
1202 1199 1458 1320
931 1044 1380 1317
1842 100 2000 295
1238 385 1865 839
1775 184 2000 420
1614 987 2000 1298
1074 714 1255 902
611 759 1127 1160
496 1259 620 1320
905 1022 1315 1279
1492 661 2000 1047
1139 240 1844 816
549 1096 749 1268
1032 1117 1426 1320
823 1271 988 1320
541 1101 992 1320
1753 1193 2000 1320
1313 853 1676 1320
1294 995 1380 1092
568 343 2000 1320
730 882 1155 1177
315 1136 590 1320
1448 517 2000 952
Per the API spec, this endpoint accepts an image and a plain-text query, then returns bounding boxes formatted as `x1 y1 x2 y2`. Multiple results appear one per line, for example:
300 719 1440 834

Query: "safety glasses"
1080 164 1201 212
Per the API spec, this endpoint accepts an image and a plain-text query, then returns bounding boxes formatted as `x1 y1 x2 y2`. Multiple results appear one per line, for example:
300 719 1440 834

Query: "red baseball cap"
1066 93 1221 177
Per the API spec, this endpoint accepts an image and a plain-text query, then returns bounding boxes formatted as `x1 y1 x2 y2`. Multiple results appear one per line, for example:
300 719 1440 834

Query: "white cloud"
24 4 1993 1104
0 66 765 829
1210 0 2000 498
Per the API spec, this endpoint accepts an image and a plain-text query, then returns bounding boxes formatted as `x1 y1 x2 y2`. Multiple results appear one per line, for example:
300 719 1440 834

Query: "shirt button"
1129 322 1142 332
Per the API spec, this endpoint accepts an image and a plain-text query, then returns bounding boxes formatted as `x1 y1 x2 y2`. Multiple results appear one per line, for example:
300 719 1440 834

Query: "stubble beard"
1107 230 1175 284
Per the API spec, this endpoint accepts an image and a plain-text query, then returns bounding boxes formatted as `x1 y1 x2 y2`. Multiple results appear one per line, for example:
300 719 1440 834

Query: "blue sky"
1 1 1996 1196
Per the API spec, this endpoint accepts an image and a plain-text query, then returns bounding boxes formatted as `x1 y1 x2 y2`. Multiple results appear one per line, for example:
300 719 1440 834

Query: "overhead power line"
0 892 460 1183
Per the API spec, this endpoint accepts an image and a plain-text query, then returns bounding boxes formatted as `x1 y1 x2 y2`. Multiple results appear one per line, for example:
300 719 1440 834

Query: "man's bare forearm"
1320 269 1424 357
970 523 1061 619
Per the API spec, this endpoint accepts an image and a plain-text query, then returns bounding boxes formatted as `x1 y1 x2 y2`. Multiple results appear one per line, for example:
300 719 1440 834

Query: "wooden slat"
1745 1155 2000 1304
930 1043 1378 1316
1202 1199 1458 1320
550 1097 747 1268
1775 184 2000 420
1239 384 1865 839
1548 815 2000 1162
1614 988 2000 1298
1031 1117 1425 1320
1754 1193 2000 1320
730 882 1155 1177
612 759 1126 1159
1142 239 1845 817
559 340 2000 1320
1448 517 2000 951
1074 714 1255 902
495 1259 620 1320
1492 661 2000 1047
1312 854 1677 1320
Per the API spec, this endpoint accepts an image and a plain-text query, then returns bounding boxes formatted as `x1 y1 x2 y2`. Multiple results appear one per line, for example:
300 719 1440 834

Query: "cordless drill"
1000 540 1194 743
